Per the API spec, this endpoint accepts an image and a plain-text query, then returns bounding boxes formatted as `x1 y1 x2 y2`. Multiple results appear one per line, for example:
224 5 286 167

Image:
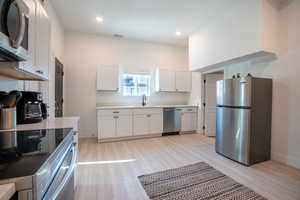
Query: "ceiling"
51 0 236 47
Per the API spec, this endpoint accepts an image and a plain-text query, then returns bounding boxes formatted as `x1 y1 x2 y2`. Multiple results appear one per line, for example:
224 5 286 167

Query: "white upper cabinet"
35 1 51 80
189 0 281 72
156 69 176 92
21 0 51 80
156 68 191 92
97 65 119 91
175 71 191 92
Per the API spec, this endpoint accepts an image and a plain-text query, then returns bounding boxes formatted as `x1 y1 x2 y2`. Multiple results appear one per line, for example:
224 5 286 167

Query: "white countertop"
96 105 199 110
0 183 15 200
8 117 80 131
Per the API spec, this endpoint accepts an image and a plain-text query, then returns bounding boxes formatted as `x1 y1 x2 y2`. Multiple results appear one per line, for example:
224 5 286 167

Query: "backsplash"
96 92 190 107
0 76 53 117
0 77 24 91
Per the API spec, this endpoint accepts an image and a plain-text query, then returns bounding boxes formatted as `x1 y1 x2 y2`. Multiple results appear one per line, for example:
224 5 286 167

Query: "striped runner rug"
138 162 267 200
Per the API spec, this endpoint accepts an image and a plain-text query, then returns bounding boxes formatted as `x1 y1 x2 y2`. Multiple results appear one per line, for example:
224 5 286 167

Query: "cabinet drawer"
98 109 132 116
181 107 197 113
133 108 163 115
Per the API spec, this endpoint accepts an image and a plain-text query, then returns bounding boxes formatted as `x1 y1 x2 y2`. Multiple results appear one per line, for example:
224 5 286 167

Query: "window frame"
121 73 151 97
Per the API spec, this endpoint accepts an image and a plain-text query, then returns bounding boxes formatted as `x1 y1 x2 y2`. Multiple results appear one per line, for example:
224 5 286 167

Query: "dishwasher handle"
164 108 175 112
164 108 182 112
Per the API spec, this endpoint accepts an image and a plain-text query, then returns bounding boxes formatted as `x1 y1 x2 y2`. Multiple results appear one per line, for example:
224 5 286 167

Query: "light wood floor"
75 134 300 200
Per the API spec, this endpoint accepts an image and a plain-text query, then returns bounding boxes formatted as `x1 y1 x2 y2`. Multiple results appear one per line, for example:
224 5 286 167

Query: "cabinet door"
97 66 119 91
98 116 116 139
175 71 191 92
181 112 197 132
181 112 192 132
116 116 132 137
35 1 50 79
133 115 149 136
149 114 163 134
157 69 176 92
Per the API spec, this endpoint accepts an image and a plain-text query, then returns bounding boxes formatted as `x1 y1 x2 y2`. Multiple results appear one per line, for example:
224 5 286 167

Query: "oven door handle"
46 145 76 200
11 0 26 48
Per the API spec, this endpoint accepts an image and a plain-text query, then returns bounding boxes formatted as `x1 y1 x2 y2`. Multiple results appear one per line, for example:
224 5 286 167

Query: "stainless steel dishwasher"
163 108 182 136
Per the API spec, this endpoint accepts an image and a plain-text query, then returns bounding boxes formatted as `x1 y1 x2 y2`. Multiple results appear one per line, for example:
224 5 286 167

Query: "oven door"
42 145 76 200
0 0 28 61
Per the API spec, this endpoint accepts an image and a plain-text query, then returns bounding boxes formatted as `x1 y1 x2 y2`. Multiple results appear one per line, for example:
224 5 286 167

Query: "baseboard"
98 133 162 143
196 129 204 135
271 152 300 169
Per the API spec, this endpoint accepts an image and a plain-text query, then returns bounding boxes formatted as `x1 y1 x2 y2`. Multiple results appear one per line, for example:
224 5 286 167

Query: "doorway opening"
202 71 224 137
55 58 64 117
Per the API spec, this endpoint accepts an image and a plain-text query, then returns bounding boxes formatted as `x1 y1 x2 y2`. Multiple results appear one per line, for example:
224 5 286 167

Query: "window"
122 74 151 96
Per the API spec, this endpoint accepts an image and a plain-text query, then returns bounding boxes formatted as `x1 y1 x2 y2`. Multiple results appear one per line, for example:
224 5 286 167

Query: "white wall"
189 0 282 72
189 0 262 71
43 1 65 118
223 0 300 169
188 72 203 133
63 32 189 138
44 1 65 62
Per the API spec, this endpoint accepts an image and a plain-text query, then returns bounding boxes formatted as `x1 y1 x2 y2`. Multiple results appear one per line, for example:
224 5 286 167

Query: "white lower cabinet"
116 116 132 137
149 114 163 134
181 108 198 132
97 108 163 142
97 107 197 142
133 115 149 136
97 112 132 140
98 116 116 139
133 109 163 136
133 113 163 136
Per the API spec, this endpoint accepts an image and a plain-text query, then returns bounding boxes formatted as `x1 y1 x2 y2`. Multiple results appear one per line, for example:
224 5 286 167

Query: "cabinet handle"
113 111 119 114
147 114 151 117
113 116 119 119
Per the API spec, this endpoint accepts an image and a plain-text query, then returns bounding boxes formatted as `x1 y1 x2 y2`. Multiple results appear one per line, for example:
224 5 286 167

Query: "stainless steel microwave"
0 0 29 61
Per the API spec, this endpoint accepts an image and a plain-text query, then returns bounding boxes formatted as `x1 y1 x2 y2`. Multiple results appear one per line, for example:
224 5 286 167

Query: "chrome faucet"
142 94 147 106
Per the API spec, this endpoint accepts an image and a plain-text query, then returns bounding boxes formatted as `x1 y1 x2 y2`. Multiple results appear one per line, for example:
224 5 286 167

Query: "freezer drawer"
216 106 251 165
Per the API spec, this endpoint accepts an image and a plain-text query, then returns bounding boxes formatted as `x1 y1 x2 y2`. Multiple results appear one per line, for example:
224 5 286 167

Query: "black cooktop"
0 128 73 180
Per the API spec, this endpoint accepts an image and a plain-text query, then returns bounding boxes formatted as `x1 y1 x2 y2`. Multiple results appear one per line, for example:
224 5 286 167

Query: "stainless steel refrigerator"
216 77 272 166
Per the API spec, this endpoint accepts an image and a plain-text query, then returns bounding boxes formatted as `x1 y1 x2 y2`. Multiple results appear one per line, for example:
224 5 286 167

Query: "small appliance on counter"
16 91 47 124
216 76 272 166
0 91 22 130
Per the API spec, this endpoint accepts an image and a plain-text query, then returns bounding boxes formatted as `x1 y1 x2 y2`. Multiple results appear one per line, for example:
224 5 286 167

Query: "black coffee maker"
16 91 47 124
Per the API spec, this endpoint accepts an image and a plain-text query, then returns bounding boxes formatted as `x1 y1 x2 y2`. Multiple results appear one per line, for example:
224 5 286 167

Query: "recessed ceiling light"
176 31 182 36
96 17 104 23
